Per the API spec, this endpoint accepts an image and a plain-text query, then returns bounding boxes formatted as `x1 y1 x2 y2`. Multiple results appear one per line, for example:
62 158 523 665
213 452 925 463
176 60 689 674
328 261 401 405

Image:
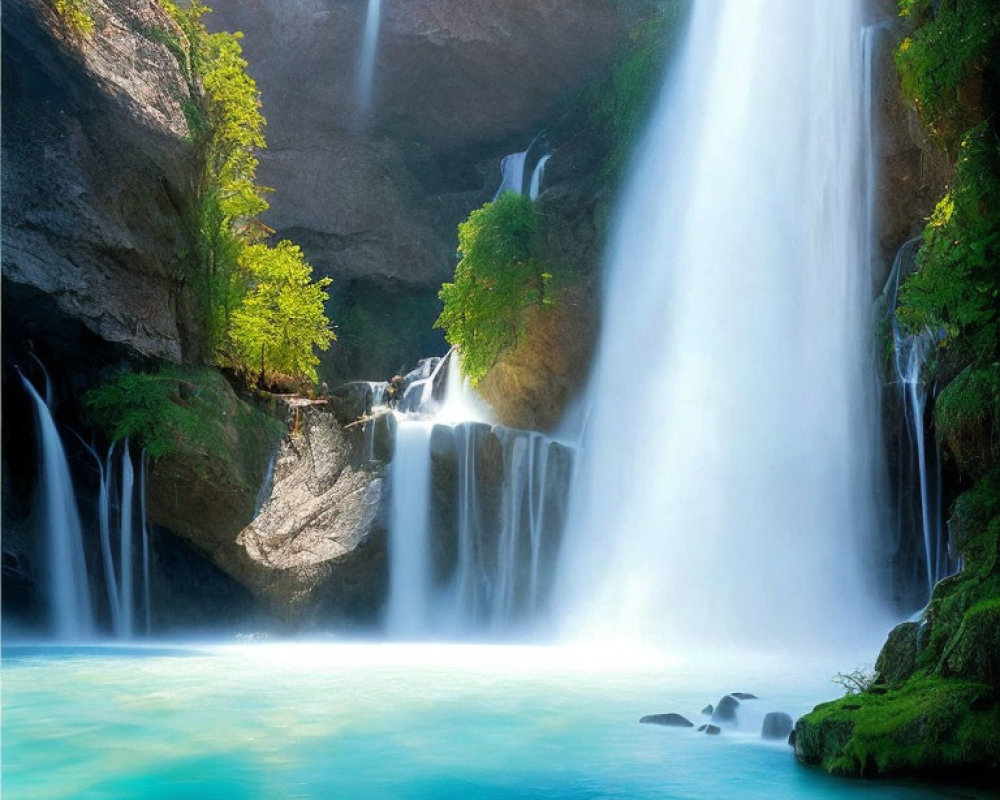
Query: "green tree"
229 242 335 385
436 192 551 384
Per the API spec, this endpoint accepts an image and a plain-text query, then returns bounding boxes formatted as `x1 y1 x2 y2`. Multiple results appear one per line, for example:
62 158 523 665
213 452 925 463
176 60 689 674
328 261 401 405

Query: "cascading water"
21 374 93 639
556 1 888 648
355 0 382 120
494 147 550 201
883 239 952 597
384 351 574 636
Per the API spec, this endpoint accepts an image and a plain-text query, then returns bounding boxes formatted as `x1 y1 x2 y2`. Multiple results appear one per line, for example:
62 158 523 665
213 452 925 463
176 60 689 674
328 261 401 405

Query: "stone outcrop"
148 401 387 626
2 0 200 368
235 406 387 623
204 0 637 380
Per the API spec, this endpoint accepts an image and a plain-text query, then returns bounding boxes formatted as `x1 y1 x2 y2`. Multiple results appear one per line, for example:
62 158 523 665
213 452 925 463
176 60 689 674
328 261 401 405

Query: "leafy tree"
229 242 335 385
158 1 333 386
436 193 552 384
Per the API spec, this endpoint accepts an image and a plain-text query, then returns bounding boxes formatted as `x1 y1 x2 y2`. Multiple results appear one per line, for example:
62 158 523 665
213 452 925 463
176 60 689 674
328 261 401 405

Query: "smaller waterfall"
139 450 152 634
21 374 93 639
254 449 279 517
387 422 434 635
883 239 953 597
384 350 574 636
119 442 135 637
494 148 551 201
355 0 383 120
528 154 550 201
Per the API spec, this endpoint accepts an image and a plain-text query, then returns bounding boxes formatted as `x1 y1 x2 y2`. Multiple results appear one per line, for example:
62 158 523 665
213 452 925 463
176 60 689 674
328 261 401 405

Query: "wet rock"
639 713 693 728
701 704 714 716
697 724 721 735
711 695 740 723
761 712 794 740
787 728 797 748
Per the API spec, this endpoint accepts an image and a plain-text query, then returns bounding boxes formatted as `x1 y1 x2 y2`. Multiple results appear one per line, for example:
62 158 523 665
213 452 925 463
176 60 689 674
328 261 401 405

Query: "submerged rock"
697 724 721 735
761 712 794 740
711 695 740 724
639 713 693 728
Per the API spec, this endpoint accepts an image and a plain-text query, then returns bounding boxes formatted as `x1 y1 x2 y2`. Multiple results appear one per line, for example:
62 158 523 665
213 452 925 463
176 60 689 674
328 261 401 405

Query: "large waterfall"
556 1 888 647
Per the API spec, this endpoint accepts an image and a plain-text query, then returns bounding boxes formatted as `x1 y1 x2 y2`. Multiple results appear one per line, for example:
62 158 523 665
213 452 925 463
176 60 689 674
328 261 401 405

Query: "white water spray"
355 0 382 120
557 1 887 648
21 374 93 639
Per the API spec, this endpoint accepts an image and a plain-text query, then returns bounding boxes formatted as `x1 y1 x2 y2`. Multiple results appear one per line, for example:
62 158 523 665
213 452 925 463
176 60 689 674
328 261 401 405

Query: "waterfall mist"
556 1 890 649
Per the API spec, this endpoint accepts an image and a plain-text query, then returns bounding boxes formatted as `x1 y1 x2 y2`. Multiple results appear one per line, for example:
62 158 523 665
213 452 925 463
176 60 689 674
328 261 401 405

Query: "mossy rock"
795 677 1000 776
942 598 1000 685
875 621 921 686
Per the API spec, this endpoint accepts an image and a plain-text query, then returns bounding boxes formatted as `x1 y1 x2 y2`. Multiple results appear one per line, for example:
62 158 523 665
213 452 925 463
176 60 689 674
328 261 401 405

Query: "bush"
436 193 552 384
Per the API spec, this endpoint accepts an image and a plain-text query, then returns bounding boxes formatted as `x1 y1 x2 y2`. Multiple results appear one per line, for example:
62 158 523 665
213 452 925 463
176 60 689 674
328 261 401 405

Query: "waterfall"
21 374 93 639
883 239 952 597
355 0 382 120
494 149 551 201
119 441 135 638
383 351 573 636
555 1 887 648
387 422 434 635
139 449 152 634
528 154 550 201
495 151 528 198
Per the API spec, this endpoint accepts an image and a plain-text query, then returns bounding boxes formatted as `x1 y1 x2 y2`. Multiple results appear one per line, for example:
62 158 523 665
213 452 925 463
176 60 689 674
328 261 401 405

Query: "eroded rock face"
235 407 386 622
204 0 635 379
2 0 200 366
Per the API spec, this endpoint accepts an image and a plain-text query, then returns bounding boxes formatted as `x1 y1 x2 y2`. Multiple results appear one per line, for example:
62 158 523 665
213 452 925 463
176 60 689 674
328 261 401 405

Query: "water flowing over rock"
384 352 575 636
555 0 889 648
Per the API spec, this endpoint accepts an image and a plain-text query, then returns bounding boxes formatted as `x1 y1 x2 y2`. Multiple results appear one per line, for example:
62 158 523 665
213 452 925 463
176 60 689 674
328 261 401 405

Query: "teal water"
1 643 992 799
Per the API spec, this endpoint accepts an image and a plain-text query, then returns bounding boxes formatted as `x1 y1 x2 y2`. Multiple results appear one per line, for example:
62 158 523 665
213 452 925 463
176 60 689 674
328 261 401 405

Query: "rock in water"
761 712 794 740
701 704 714 716
639 713 694 728
731 692 758 700
697 724 721 735
711 695 740 723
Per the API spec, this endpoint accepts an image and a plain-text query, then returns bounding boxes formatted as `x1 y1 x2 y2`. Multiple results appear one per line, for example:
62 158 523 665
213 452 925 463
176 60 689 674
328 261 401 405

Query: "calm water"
1 643 991 799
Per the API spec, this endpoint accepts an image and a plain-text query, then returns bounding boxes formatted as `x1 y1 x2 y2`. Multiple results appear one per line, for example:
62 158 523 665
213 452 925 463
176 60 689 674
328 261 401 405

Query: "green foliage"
53 0 95 35
157 1 332 387
83 367 235 459
436 193 553 385
798 677 1000 776
935 364 1000 475
229 242 335 384
897 126 1000 366
895 0 999 153
586 2 688 179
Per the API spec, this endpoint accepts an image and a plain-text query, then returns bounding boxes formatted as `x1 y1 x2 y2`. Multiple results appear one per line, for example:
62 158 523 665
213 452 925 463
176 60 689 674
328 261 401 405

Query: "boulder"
761 712 794 740
731 692 758 700
711 695 740 724
697 724 721 735
701 704 713 716
639 713 693 728
875 621 921 686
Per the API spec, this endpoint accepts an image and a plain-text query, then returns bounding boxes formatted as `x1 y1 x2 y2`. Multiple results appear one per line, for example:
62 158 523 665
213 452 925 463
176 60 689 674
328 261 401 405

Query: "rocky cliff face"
204 0 636 380
2 0 201 371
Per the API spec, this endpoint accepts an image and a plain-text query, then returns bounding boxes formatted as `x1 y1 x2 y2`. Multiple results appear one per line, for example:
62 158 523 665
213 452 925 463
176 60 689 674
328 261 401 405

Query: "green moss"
934 365 1000 476
585 1 689 181
53 0 95 36
895 0 999 154
798 677 999 776
82 366 283 478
